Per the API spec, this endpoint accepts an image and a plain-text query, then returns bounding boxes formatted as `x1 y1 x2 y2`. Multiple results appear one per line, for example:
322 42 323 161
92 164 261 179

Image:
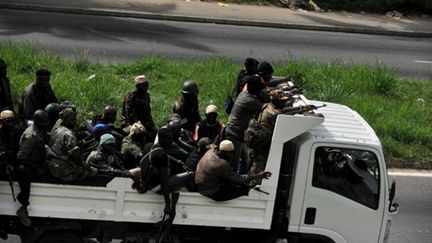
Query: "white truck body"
0 100 395 243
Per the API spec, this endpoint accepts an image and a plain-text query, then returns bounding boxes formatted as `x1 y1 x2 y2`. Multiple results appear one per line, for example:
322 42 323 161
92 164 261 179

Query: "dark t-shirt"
142 143 169 168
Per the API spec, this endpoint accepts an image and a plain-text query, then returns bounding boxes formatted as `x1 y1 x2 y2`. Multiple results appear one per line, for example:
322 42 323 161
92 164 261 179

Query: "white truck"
0 95 398 243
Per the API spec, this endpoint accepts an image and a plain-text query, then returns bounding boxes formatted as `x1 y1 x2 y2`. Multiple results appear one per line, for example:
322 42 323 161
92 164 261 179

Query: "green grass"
1 43 431 167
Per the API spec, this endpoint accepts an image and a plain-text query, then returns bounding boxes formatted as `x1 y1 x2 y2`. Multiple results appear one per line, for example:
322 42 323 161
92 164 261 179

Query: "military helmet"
45 103 60 115
181 80 198 95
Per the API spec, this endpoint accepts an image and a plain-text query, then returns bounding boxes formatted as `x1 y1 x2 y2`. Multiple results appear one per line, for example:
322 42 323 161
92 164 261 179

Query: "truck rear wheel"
37 232 83 243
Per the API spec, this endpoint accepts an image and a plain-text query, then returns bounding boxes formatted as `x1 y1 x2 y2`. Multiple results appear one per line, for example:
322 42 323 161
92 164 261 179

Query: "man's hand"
255 171 272 180
6 164 14 175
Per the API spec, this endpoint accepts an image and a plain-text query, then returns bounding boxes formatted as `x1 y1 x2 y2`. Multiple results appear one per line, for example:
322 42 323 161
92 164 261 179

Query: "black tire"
37 232 83 243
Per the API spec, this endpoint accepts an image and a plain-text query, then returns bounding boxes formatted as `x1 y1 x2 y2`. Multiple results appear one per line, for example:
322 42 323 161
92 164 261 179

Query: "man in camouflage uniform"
0 59 14 111
86 133 137 178
47 108 96 181
121 121 147 169
121 75 157 141
0 110 26 170
15 110 50 227
250 90 290 180
20 69 58 120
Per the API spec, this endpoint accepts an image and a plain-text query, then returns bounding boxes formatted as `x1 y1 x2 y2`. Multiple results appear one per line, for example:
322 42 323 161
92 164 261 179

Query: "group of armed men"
0 57 319 228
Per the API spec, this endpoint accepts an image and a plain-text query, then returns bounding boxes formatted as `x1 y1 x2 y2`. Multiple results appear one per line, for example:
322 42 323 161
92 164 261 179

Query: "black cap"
244 57 259 67
258 61 274 74
35 69 51 77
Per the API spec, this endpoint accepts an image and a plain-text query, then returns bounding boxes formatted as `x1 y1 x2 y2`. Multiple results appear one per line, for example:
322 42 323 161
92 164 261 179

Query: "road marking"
389 171 432 177
414 60 432 64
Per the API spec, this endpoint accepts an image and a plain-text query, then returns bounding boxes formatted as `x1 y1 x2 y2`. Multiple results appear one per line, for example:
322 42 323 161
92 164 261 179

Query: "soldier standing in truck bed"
0 59 14 112
247 90 290 182
235 57 259 98
225 75 266 174
20 69 58 120
173 80 201 134
121 75 157 141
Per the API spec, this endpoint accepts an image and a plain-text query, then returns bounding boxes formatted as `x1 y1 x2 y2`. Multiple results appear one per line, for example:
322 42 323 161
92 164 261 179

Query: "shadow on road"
0 9 213 52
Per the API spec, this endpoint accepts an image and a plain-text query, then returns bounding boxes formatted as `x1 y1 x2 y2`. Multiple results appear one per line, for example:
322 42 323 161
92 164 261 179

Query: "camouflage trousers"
250 146 270 185
48 158 95 182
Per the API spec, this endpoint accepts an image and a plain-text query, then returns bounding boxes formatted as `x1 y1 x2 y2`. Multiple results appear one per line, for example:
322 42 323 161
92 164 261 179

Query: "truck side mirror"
389 181 398 213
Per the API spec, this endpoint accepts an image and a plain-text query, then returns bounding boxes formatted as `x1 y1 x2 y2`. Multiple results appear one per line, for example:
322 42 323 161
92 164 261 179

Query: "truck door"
299 145 384 243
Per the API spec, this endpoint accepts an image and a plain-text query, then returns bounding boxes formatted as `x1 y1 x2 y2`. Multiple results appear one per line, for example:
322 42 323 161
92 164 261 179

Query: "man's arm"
124 93 138 125
17 134 40 170
86 152 130 177
21 91 35 119
144 95 156 131
220 162 271 185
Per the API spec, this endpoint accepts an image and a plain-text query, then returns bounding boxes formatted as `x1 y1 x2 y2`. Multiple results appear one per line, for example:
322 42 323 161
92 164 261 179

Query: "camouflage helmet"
181 80 198 95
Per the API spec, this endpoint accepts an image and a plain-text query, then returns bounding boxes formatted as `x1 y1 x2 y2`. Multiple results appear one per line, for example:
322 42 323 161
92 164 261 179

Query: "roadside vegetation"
209 0 432 14
1 43 431 168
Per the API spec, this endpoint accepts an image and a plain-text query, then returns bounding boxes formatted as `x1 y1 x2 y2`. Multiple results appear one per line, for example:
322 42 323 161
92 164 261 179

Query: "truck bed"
0 111 324 231
0 178 275 230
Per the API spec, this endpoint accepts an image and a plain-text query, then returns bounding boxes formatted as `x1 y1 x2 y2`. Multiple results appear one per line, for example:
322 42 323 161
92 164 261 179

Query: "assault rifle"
251 186 270 195
6 165 16 202
282 104 327 115
0 152 16 202
167 154 192 172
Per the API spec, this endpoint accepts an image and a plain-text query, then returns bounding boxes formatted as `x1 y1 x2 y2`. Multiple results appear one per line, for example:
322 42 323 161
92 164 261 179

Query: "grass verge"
1 43 431 168
209 0 432 14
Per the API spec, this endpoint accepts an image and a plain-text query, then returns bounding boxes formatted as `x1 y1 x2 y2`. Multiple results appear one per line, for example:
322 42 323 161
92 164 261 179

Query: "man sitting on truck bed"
86 133 139 180
47 108 97 181
139 128 175 214
195 140 271 201
15 110 50 227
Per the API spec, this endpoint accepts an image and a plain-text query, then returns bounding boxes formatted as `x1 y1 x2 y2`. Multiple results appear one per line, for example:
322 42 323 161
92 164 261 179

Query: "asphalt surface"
0 9 431 79
389 175 432 243
2 0 432 38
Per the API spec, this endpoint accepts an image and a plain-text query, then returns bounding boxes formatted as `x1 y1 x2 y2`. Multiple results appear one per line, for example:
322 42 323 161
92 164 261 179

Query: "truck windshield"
312 147 380 210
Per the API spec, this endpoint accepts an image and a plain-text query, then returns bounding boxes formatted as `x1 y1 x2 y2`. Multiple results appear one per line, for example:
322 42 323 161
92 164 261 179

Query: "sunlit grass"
1 43 431 167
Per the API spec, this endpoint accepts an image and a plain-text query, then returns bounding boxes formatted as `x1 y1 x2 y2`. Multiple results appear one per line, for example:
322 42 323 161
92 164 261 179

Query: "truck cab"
272 101 397 243
0 96 397 243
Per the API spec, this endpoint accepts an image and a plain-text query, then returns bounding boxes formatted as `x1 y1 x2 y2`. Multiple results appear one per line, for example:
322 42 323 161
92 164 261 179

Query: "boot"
16 206 32 227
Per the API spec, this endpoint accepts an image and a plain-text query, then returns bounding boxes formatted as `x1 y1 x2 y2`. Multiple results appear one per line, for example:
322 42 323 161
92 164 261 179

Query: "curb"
1 3 432 38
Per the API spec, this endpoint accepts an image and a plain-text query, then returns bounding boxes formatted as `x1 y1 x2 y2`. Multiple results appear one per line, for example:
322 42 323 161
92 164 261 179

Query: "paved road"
0 9 431 79
388 174 432 243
